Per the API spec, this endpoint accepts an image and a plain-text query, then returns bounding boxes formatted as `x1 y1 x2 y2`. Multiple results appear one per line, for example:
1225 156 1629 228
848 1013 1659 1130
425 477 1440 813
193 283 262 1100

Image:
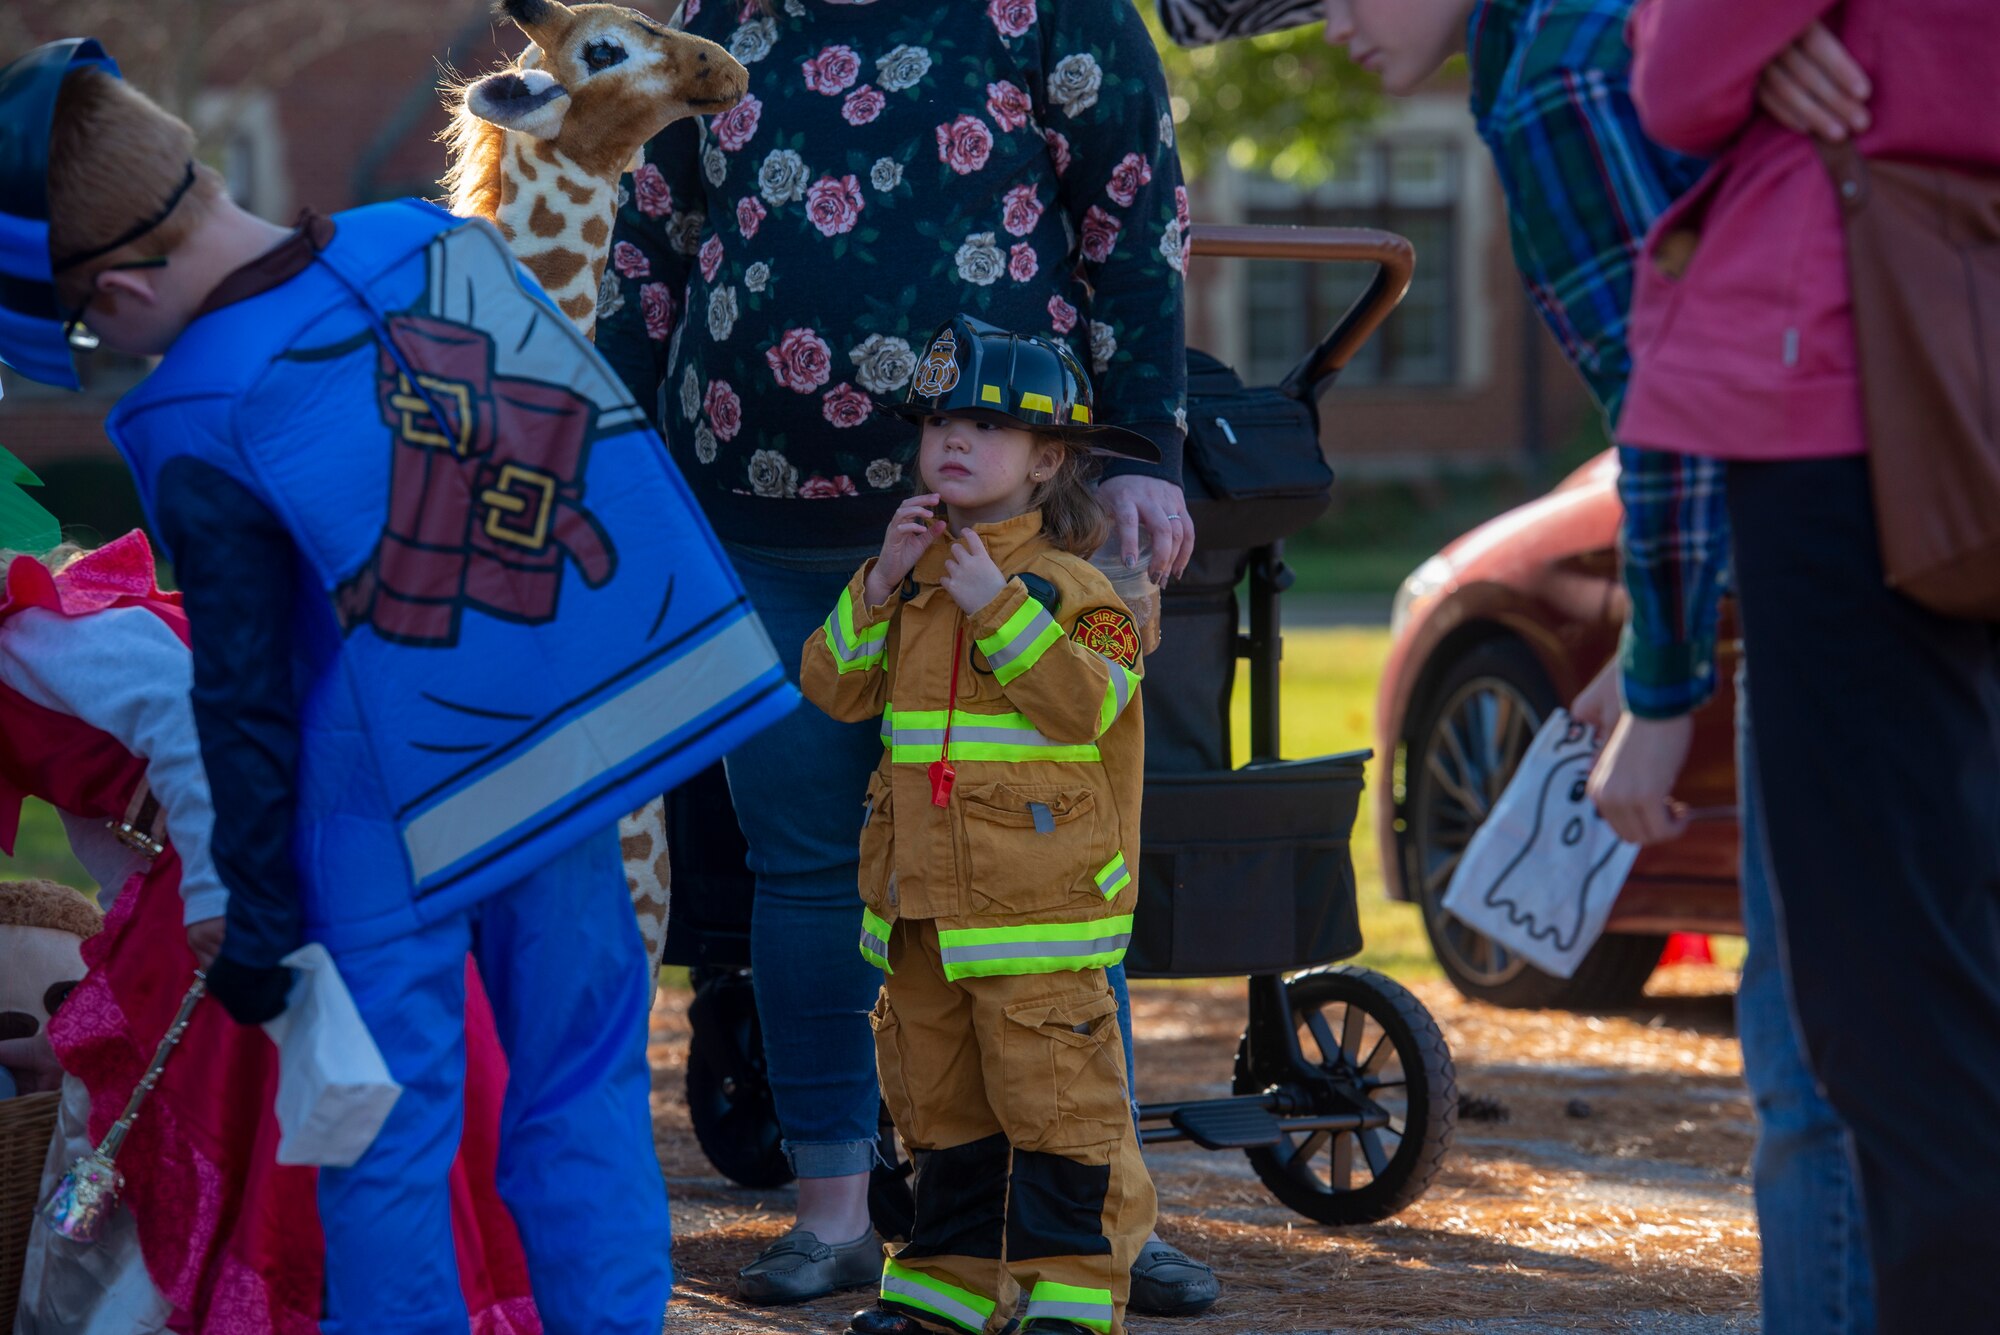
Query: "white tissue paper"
261 943 401 1167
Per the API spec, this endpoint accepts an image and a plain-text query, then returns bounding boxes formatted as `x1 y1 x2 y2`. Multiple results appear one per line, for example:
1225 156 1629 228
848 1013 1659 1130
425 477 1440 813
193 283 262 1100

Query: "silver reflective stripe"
942 930 1132 965
860 927 891 959
1099 866 1131 897
1103 656 1134 719
881 1274 987 1332
403 613 777 882
982 605 1057 676
891 724 1071 749
825 602 881 665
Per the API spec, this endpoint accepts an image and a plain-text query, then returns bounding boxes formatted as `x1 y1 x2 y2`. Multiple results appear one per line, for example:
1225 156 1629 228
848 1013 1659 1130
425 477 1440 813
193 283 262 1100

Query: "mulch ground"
651 964 1758 1334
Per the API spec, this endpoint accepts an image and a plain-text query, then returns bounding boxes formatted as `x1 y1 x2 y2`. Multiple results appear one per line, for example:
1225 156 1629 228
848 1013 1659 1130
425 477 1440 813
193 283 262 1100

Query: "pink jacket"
1618 0 2000 461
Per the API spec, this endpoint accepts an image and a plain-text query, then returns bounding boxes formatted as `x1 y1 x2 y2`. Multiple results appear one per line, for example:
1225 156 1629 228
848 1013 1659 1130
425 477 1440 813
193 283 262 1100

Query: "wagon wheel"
684 969 794 1190
1232 965 1456 1225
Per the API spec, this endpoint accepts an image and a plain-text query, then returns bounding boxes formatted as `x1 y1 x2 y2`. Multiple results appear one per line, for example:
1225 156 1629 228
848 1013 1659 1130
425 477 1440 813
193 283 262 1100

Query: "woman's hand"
941 529 1009 615
1757 21 1871 141
1588 711 1695 846
187 916 226 969
865 494 947 607
1100 475 1194 583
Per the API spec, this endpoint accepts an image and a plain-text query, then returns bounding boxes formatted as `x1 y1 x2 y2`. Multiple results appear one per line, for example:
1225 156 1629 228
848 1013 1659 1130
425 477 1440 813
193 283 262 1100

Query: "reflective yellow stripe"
880 705 1100 764
976 597 1063 685
1019 390 1055 414
859 907 893 973
1070 402 1092 423
1095 658 1140 735
980 383 1003 404
1026 1281 1114 1333
880 1259 996 1333
937 914 1133 980
823 587 887 674
1094 851 1130 899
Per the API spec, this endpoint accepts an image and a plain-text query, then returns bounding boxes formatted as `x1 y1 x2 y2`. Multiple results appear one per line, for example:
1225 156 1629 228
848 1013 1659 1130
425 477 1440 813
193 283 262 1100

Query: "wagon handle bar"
1185 223 1415 404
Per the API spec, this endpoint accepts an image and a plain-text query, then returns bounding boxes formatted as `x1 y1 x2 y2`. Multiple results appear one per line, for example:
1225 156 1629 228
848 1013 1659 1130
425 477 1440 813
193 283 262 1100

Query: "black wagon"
663 224 1456 1234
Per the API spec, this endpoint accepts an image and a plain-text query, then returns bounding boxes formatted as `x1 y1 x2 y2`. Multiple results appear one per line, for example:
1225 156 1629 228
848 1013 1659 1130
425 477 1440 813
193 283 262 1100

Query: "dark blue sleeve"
153 456 303 975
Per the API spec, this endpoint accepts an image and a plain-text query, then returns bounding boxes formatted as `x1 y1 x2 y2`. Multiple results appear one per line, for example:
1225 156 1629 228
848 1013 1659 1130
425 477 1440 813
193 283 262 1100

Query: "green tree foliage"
1141 7 1384 185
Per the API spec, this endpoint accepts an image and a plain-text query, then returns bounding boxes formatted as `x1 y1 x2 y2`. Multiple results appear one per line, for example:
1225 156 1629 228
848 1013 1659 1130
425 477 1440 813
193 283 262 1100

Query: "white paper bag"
1439 709 1642 979
261 943 402 1167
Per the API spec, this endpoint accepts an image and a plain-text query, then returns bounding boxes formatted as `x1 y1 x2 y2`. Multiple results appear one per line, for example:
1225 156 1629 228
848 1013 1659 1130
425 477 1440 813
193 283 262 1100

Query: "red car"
1372 450 1741 1009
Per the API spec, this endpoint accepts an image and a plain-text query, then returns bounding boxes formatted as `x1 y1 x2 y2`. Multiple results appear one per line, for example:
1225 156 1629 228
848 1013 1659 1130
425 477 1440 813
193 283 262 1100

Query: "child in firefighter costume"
803 317 1159 1335
1 37 791 1334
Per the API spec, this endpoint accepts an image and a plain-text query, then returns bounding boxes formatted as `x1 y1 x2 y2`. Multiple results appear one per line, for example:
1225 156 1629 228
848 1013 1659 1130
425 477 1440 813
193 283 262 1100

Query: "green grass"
2 797 96 895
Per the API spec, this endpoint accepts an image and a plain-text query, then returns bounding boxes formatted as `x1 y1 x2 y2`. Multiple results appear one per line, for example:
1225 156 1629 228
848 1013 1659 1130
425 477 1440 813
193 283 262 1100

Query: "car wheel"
1405 636 1665 1010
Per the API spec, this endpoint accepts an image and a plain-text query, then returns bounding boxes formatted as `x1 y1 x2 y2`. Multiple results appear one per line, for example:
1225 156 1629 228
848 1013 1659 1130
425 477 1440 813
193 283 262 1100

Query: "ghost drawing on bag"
1440 710 1641 979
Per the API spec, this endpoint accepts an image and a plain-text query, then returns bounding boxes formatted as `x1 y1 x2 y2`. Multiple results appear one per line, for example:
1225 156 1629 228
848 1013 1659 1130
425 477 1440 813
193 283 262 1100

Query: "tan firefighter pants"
868 919 1157 1335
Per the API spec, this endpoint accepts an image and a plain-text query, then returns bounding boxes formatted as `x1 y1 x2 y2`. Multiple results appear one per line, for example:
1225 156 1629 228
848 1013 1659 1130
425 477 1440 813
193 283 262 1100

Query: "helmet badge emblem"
914 330 961 399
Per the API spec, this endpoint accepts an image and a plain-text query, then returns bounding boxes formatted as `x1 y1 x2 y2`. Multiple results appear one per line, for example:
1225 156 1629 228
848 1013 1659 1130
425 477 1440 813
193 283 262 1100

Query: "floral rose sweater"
598 0 1189 550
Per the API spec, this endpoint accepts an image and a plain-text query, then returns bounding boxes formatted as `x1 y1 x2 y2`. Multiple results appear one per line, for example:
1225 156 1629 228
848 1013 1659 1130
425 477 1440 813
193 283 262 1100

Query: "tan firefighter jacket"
801 509 1144 982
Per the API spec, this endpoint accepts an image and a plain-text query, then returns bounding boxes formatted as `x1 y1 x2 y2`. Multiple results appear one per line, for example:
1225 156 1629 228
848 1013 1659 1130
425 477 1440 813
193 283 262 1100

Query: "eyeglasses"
61 255 170 350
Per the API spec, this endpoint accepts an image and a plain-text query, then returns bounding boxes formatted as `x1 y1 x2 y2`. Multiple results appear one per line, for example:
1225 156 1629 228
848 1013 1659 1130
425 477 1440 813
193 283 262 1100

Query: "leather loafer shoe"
737 1228 881 1305
1129 1237 1221 1316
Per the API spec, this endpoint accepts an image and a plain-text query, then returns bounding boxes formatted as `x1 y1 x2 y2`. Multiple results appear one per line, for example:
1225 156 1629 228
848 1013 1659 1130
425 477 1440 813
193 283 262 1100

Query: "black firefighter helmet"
879 314 1160 463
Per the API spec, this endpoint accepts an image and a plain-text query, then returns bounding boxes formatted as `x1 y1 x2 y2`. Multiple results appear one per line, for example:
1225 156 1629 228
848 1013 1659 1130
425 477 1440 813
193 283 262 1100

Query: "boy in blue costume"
0 39 790 1333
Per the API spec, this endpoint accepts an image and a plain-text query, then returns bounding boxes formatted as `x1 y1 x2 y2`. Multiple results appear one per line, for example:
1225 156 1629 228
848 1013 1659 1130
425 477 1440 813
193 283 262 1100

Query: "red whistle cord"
930 622 964 807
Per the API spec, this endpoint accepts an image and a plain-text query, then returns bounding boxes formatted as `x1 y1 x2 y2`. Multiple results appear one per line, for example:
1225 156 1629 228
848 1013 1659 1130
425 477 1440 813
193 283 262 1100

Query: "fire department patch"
1072 606 1141 669
914 329 960 398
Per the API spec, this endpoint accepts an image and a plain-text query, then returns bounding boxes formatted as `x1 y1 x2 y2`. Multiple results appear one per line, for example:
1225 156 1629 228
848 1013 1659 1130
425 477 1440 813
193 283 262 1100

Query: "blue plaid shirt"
1469 0 1729 718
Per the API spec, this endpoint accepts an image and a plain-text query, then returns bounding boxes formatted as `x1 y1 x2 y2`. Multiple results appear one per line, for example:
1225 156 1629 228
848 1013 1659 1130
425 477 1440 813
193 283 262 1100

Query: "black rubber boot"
849 1305 943 1335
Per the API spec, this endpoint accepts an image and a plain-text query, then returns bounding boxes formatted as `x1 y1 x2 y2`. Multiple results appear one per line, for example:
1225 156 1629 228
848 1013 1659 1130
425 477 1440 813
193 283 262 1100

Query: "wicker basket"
0 1091 60 1329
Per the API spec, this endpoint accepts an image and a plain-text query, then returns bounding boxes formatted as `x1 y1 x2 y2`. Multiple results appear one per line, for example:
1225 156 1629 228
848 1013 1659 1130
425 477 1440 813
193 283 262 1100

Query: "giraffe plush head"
443 0 745 334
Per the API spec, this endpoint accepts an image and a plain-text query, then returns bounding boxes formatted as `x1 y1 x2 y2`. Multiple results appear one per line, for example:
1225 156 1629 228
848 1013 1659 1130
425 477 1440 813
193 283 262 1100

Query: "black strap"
51 161 196 273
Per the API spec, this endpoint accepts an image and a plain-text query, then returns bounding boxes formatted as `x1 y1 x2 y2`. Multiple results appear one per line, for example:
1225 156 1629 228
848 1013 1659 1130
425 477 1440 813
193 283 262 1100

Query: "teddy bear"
0 878 101 1098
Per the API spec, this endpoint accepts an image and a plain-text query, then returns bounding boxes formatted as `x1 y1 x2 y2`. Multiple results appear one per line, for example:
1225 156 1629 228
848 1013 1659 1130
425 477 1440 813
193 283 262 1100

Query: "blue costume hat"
0 38 123 390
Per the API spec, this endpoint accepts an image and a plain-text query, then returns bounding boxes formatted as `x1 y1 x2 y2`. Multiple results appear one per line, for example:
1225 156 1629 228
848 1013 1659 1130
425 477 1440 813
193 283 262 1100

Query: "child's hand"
941 529 1009 615
187 916 225 969
865 494 946 606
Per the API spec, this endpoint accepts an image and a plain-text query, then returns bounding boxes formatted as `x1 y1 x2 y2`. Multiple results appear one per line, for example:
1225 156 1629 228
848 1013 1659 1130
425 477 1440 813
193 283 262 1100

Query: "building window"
1243 140 1458 389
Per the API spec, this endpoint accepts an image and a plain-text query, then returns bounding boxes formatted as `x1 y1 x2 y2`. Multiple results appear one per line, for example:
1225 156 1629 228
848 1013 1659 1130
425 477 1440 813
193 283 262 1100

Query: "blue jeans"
726 551 1140 1176
320 832 670 1334
1736 672 1875 1333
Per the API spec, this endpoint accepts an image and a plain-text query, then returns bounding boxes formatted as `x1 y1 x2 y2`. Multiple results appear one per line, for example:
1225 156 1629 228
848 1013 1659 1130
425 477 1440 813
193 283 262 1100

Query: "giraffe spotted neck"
494 132 617 341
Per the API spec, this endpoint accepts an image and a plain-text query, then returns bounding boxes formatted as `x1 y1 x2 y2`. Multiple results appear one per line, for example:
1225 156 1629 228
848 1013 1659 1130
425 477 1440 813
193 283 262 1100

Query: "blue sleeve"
153 456 304 971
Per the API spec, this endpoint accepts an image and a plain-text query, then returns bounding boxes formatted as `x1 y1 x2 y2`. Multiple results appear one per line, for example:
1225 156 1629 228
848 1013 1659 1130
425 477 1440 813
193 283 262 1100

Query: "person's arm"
598 115 703 425
1615 445 1729 721
0 606 226 927
1628 0 1841 156
153 455 303 1024
1585 445 1730 846
800 563 898 724
1042 0 1194 578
